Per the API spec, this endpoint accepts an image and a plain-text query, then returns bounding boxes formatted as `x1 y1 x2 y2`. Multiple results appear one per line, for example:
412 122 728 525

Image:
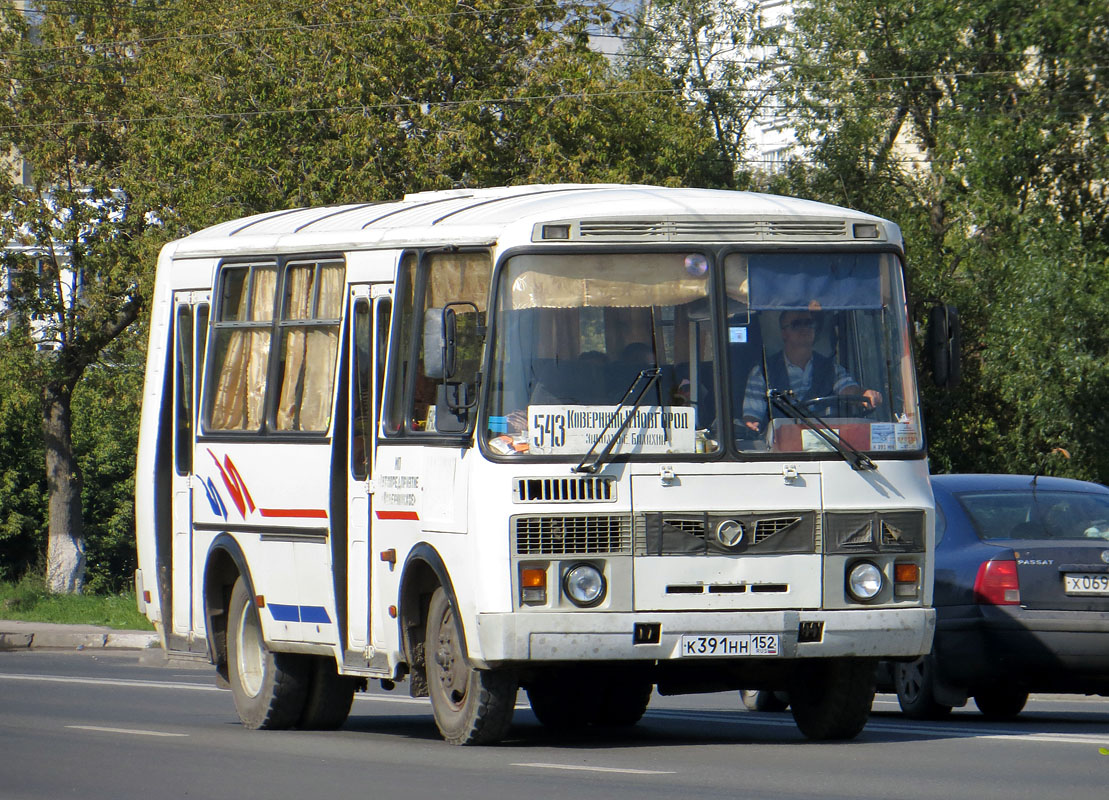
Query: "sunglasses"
782 318 816 330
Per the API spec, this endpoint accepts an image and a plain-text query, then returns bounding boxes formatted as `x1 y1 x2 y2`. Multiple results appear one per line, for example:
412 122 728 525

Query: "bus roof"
169 184 899 257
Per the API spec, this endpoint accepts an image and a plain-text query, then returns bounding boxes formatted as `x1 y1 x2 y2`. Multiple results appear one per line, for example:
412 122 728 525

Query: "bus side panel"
195 442 339 649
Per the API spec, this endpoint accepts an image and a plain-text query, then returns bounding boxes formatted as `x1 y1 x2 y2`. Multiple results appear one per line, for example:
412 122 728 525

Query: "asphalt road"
1 649 1106 800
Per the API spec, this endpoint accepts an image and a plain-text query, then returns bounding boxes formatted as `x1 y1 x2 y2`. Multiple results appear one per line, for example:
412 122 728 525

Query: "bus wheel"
894 656 952 720
788 658 875 741
227 577 308 730
298 656 357 730
594 678 652 727
973 686 1028 720
526 672 594 731
425 586 517 745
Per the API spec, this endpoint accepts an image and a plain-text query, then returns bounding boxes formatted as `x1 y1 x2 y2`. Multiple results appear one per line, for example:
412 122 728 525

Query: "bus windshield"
484 250 922 459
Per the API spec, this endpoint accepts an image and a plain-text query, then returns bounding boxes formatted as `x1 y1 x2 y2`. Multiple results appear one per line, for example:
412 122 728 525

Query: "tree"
125 0 727 231
622 0 775 186
0 1 161 592
773 0 1109 481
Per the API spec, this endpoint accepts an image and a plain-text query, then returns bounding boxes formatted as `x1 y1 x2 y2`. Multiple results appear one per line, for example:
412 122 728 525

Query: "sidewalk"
0 619 159 651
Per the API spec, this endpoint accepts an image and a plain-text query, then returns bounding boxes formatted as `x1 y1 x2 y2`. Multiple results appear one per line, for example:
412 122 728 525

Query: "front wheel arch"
397 543 466 692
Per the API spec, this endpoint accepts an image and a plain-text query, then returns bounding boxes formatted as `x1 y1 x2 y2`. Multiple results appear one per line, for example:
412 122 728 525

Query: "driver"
742 310 883 433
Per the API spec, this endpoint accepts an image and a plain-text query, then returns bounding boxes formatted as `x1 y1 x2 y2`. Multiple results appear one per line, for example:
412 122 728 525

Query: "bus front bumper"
472 607 935 668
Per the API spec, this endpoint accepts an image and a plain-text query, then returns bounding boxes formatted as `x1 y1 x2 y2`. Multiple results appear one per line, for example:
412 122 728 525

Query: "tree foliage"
0 0 161 592
124 0 726 231
771 0 1109 482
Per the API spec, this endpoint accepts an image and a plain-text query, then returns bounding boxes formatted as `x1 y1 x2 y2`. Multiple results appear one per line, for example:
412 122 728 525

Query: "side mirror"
422 307 457 380
927 304 961 388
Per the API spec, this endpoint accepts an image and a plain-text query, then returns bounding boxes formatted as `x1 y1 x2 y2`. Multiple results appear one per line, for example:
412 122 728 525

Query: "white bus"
135 184 951 745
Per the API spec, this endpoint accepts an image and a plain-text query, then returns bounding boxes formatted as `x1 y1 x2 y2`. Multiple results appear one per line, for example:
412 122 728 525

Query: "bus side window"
273 260 345 432
351 295 393 479
352 299 372 479
384 251 490 435
206 263 277 432
173 304 194 474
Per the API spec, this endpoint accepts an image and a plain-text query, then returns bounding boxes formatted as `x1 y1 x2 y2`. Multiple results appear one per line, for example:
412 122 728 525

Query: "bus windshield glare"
484 250 922 459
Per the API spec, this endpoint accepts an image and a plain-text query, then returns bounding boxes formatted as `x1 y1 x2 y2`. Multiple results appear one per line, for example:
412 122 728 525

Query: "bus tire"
894 656 952 720
425 586 517 745
973 687 1028 720
526 673 595 731
227 576 309 730
298 656 357 730
593 679 652 727
788 658 875 741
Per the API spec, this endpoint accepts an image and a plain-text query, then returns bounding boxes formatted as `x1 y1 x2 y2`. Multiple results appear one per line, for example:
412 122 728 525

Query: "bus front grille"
513 514 632 555
513 476 616 503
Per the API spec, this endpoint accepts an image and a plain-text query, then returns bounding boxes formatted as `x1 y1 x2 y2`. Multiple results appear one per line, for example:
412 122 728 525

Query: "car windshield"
956 489 1109 541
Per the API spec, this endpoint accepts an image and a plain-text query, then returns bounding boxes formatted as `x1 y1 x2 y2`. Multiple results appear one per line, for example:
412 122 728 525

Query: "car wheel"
894 656 953 720
973 687 1028 720
740 689 790 712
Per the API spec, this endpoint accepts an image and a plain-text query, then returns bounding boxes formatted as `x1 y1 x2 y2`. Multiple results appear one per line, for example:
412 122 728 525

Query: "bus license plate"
680 634 780 657
1064 573 1109 595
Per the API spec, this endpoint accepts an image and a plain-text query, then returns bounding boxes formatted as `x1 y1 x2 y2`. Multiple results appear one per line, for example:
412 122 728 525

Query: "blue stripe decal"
268 604 300 623
299 605 331 624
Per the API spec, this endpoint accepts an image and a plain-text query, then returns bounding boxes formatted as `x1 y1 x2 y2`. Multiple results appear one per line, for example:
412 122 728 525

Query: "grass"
0 575 155 631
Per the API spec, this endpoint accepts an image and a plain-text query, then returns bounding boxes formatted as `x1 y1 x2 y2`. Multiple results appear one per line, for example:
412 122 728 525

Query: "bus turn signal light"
894 562 919 597
520 567 547 605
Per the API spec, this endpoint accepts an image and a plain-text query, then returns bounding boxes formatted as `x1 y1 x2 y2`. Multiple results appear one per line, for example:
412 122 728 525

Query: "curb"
0 629 159 651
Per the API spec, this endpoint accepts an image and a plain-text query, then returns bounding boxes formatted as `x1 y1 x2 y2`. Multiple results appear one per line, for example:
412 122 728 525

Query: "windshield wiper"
573 368 660 474
768 390 877 471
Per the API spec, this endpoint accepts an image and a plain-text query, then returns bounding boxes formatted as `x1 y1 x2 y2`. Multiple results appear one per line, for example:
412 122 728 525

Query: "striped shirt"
742 355 858 424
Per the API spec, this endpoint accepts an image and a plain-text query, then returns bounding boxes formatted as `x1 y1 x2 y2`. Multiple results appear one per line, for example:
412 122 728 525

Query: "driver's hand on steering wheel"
861 389 883 409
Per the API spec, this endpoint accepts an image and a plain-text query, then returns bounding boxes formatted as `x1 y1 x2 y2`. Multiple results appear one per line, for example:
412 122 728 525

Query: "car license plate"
1064 573 1109 595
680 634 780 657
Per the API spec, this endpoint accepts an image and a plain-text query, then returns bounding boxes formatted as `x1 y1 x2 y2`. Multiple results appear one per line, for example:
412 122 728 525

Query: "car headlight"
563 563 606 608
846 561 883 602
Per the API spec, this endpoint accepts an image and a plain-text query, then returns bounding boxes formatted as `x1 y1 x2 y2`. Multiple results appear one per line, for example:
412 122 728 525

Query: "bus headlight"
563 563 606 608
846 561 883 602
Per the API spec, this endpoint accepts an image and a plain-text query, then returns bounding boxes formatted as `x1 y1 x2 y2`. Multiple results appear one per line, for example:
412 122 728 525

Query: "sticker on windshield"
870 423 920 451
527 405 696 455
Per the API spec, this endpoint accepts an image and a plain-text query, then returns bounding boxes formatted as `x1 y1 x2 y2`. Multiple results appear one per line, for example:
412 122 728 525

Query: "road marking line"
648 708 1109 746
66 725 188 737
512 763 676 775
0 673 220 691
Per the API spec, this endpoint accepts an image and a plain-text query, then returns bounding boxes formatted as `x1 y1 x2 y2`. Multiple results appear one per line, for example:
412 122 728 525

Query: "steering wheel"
800 394 876 418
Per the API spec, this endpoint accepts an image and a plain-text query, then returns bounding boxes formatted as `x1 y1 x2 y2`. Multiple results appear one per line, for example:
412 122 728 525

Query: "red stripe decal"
259 508 329 519
375 510 420 520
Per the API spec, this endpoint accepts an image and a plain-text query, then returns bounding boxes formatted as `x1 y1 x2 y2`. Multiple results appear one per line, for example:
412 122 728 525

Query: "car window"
934 500 947 545
955 489 1109 541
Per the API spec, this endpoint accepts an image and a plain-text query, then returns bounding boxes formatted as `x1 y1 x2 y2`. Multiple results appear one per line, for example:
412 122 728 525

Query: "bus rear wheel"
788 658 876 741
298 656 357 730
425 587 517 745
227 576 309 730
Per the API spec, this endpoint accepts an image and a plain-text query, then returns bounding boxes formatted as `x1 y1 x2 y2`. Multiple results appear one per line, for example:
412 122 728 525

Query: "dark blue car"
892 473 1109 719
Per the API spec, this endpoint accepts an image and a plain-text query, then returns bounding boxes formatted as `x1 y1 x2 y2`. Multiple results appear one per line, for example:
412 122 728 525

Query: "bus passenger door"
346 286 391 656
170 292 208 642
